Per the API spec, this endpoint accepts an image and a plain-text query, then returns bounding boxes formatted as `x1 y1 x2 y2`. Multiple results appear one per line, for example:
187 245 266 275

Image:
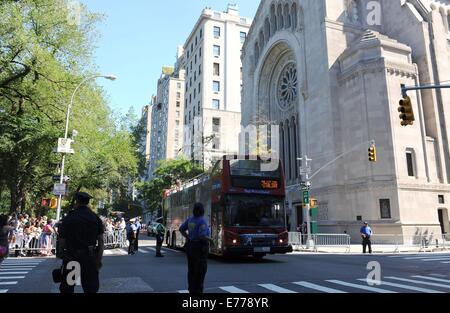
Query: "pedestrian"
179 202 214 294
134 218 141 252
360 221 373 254
0 214 15 264
57 192 104 293
126 220 137 255
155 222 166 258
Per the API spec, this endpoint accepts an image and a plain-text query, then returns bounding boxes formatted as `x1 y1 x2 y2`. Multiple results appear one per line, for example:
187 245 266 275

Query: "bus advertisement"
163 156 293 258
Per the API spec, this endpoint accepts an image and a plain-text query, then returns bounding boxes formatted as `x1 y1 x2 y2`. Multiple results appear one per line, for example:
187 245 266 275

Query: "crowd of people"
0 213 57 258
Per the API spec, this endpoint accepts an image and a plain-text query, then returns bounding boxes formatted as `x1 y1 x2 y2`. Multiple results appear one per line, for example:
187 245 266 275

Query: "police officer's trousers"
186 241 208 294
362 237 372 254
59 252 100 294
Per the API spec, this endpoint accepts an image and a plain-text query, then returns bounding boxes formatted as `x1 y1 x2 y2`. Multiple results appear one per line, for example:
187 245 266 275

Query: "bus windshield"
225 195 285 228
229 159 280 178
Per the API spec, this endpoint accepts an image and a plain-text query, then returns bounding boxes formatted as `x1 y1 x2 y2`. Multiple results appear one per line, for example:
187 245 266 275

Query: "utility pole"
298 155 314 248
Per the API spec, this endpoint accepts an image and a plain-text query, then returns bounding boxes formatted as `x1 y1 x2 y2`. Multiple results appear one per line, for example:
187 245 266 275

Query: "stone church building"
241 0 450 239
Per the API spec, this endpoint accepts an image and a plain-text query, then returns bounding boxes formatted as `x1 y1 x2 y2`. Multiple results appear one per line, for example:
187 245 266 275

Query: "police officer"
134 218 141 252
155 222 165 258
58 192 104 293
179 203 213 294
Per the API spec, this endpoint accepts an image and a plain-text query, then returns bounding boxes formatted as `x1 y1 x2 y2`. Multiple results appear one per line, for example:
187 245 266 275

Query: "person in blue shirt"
134 219 141 252
179 202 213 294
360 222 373 254
126 220 138 255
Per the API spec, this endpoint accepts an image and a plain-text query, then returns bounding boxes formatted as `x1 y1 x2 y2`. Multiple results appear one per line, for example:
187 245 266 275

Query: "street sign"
53 183 66 196
53 175 70 182
303 190 310 204
57 138 75 154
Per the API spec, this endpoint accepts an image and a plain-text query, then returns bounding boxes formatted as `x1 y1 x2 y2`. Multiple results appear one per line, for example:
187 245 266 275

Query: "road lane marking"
0 282 18 286
421 257 450 262
220 286 250 293
0 272 28 275
442 262 450 264
292 281 347 293
327 280 396 293
412 276 450 284
258 284 297 293
0 276 25 280
0 268 35 270
402 256 450 260
0 290 7 293
178 290 189 293
357 279 443 293
385 277 450 289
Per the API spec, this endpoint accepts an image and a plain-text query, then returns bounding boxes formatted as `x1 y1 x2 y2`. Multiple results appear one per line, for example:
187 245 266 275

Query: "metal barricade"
289 233 351 253
9 233 58 257
104 229 127 249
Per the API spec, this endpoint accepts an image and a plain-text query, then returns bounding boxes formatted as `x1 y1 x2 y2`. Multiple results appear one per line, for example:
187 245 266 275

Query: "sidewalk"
293 244 449 254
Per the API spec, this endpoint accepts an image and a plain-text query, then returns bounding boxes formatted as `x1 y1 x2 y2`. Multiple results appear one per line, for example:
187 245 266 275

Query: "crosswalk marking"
0 268 35 271
412 276 450 284
327 280 396 293
357 279 443 293
258 284 297 293
0 276 25 280
220 286 250 293
386 277 450 289
0 290 7 293
0 282 18 286
442 261 450 264
178 290 189 293
0 272 28 275
403 256 447 260
293 281 347 293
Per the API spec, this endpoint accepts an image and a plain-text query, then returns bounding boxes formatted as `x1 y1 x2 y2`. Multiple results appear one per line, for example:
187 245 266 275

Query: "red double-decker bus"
163 156 292 258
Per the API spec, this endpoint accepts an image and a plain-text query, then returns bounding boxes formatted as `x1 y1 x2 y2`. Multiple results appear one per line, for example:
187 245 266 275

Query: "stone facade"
241 0 450 239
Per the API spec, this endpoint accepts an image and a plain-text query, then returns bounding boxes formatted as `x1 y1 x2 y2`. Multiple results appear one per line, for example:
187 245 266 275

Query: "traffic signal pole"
297 140 376 249
401 83 450 97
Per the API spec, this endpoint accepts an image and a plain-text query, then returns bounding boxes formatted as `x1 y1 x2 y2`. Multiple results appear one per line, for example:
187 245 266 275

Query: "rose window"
277 63 298 110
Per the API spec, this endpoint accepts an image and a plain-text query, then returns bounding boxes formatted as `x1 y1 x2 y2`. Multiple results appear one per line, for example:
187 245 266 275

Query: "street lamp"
56 74 117 221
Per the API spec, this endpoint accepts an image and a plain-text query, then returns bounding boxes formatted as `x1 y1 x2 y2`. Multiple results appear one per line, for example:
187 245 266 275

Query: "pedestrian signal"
50 198 58 209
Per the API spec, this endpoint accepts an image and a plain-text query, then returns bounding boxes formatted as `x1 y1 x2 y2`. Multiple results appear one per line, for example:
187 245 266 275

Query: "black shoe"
156 254 164 258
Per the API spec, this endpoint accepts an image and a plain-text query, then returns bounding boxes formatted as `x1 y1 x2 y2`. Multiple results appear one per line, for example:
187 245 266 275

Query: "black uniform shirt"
59 206 104 250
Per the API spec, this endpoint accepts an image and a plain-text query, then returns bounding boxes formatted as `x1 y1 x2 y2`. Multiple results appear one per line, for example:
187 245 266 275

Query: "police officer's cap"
75 192 93 201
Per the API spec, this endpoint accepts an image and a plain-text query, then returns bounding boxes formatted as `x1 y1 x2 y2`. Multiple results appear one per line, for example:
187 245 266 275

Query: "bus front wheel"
166 232 170 247
253 254 265 260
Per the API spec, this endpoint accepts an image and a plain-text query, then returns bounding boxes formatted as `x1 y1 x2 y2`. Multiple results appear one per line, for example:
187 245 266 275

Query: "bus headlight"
232 239 237 244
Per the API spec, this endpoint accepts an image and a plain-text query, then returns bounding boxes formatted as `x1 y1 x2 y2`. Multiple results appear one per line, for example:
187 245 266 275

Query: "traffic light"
50 198 58 209
368 144 377 162
398 95 415 126
41 198 51 207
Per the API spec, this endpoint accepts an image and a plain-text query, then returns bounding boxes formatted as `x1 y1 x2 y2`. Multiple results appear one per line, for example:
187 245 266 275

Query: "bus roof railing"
164 173 210 197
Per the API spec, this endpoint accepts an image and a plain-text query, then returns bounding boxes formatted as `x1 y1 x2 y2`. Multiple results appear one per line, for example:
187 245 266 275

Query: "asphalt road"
2 235 450 294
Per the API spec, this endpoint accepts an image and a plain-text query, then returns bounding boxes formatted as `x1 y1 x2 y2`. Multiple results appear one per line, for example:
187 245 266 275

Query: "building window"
198 82 201 92
406 150 415 177
198 101 201 113
214 63 220 76
191 43 193 52
213 118 220 133
213 45 220 57
212 137 220 150
176 92 181 99
213 81 220 92
194 88 196 98
176 111 180 118
200 28 203 38
212 99 220 110
185 99 188 108
187 50 190 59
176 101 180 108
198 64 202 75
240 67 243 80
193 106 196 116
177 82 181 89
439 195 445 204
195 54 197 64
194 71 197 81
199 47 202 57
195 36 198 46
190 61 192 71
214 26 221 38
240 31 247 44
380 199 392 219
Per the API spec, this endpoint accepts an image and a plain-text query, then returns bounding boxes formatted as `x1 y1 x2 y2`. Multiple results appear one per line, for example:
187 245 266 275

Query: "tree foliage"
0 0 138 215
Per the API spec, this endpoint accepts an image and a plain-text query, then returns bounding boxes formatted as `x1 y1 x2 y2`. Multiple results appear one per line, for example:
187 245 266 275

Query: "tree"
138 158 203 213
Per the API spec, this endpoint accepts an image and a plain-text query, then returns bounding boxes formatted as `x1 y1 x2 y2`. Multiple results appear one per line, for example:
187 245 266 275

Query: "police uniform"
58 192 104 293
179 216 210 294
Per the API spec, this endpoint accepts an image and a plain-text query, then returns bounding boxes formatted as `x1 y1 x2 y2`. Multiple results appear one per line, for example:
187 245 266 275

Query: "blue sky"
79 0 260 116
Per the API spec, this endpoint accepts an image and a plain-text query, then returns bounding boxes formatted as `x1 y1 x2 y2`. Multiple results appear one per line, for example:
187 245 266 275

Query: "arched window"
347 0 360 23
277 4 284 30
270 4 278 33
264 18 271 41
291 3 298 30
255 42 260 66
280 122 285 178
285 120 291 180
284 4 291 29
292 116 299 178
259 31 265 52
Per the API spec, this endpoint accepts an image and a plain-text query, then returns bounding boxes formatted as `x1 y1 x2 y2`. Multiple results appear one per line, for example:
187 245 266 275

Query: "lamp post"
56 74 117 221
